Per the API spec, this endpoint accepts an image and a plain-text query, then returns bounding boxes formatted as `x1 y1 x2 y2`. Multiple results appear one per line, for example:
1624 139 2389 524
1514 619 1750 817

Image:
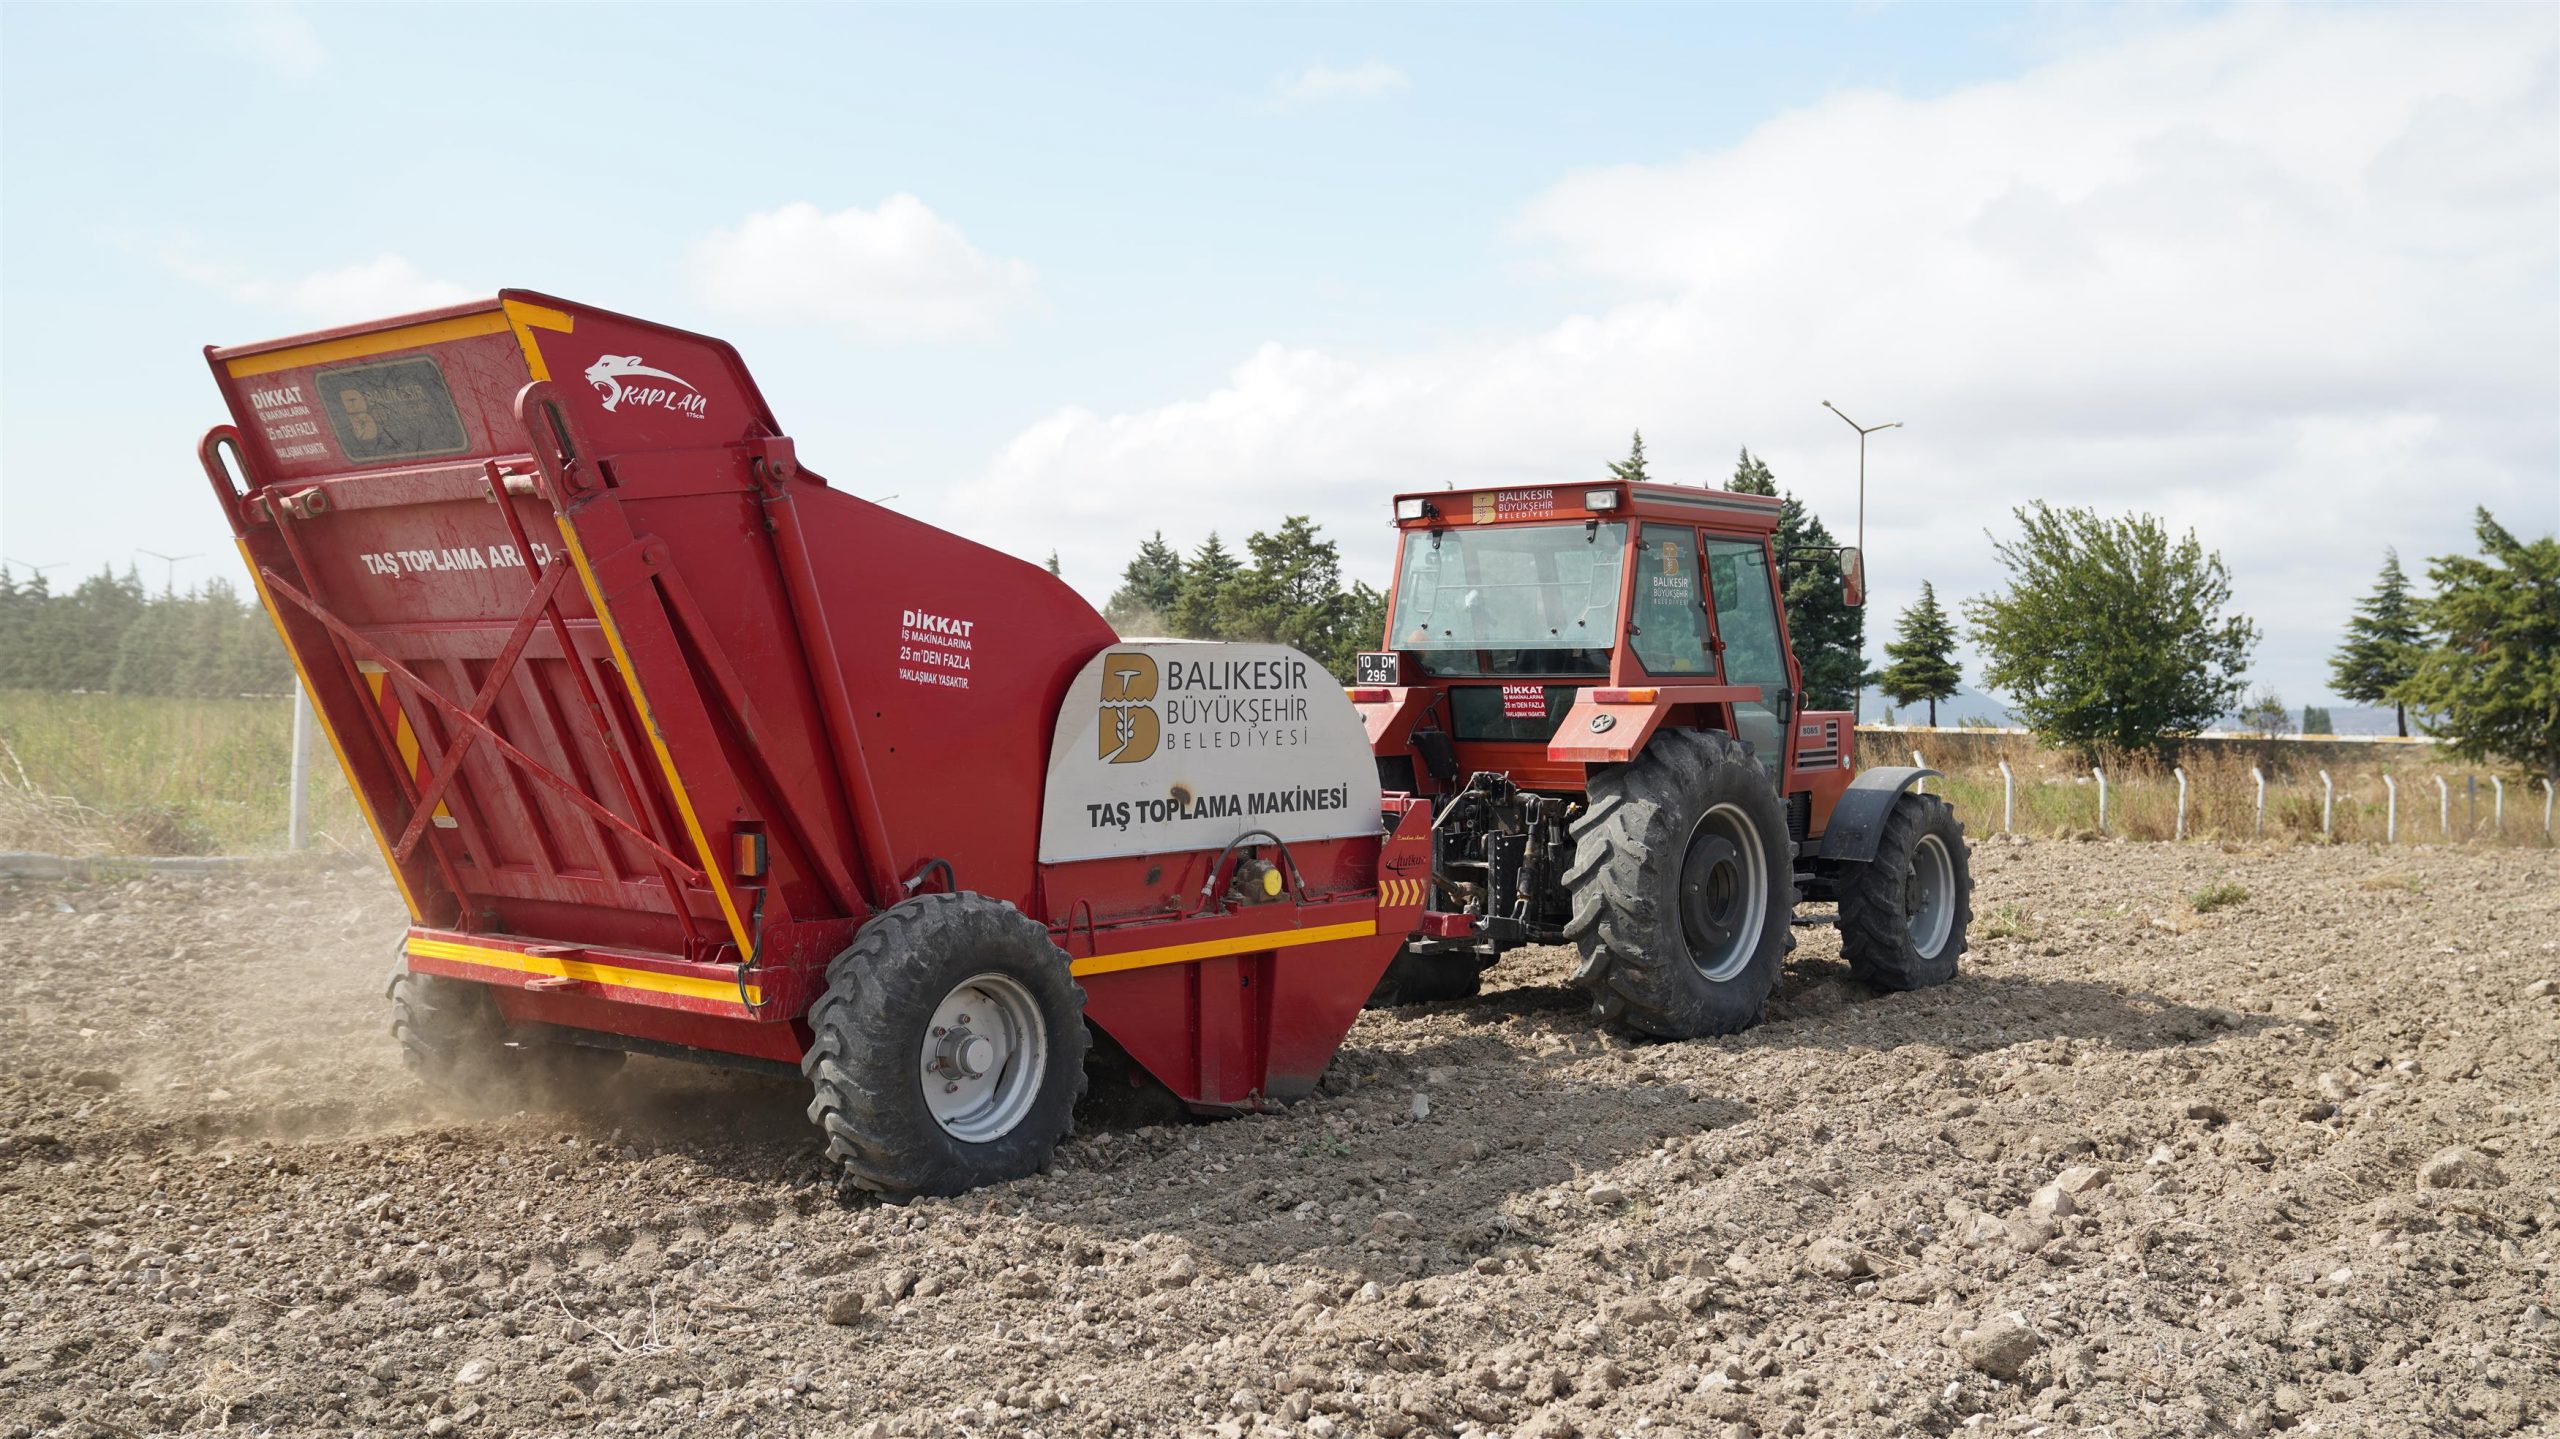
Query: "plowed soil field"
3 839 2554 1438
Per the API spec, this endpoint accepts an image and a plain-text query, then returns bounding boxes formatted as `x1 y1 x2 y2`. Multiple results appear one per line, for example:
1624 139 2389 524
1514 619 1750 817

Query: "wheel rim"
1906 832 1956 959
1679 801 1769 983
919 972 1047 1144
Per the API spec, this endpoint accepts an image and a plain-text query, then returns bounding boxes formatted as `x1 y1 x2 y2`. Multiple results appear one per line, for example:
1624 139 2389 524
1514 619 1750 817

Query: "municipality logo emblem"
1098 652 1160 764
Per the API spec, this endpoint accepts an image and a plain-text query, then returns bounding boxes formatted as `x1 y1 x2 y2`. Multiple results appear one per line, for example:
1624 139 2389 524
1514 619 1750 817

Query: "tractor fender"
1816 767 1941 863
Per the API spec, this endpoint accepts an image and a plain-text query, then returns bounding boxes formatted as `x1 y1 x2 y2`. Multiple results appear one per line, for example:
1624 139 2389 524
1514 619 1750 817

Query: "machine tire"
1363 945 1489 1008
1563 729 1795 1038
801 893 1089 1198
386 966 623 1100
1837 792 1972 991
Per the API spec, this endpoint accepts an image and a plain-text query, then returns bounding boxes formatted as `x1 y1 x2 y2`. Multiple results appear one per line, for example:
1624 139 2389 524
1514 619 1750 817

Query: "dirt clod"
2418 1146 2508 1190
1960 1316 2042 1378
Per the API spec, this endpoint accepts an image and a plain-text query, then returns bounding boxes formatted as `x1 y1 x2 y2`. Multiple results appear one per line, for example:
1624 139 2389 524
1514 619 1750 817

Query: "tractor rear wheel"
801 893 1089 1198
1363 945 1491 1008
1564 729 1795 1038
1837 791 1972 991
386 967 624 1100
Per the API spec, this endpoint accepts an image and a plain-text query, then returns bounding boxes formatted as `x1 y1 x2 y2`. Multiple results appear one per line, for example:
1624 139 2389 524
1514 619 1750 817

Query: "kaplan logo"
583 354 707 419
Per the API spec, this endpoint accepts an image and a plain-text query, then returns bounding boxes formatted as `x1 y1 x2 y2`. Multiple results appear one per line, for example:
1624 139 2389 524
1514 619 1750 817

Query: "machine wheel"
1837 791 1972 991
386 967 624 1100
1363 945 1490 1008
1563 729 1795 1038
801 893 1089 1198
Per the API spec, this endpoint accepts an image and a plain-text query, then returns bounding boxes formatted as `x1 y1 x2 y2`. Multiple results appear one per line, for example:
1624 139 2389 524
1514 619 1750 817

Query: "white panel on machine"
1039 642 1384 864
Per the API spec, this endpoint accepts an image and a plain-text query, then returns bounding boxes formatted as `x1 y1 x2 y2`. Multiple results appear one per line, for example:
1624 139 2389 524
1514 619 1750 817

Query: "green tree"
1340 580 1390 665
1042 551 1062 577
1103 531 1186 634
2397 508 2560 784
1964 503 2258 761
1877 580 1961 727
1221 515 1375 677
2329 549 2424 738
1170 533 1241 640
2236 690 2294 736
1727 448 1869 710
2301 704 2334 735
1608 430 1651 484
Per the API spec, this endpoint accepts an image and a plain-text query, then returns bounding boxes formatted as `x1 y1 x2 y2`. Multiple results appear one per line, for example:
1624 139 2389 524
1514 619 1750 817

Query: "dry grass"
1900 729 2554 850
0 690 361 856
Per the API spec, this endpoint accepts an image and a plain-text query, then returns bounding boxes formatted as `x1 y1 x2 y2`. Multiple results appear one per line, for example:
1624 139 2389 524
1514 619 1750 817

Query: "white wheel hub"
920 972 1047 1144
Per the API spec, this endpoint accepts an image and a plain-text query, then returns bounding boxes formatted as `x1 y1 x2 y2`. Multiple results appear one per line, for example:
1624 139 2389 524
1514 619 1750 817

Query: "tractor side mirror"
1840 547 1865 607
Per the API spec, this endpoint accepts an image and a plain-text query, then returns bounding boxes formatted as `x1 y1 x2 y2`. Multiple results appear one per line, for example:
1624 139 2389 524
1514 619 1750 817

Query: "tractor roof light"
1583 489 1621 511
1394 497 1431 521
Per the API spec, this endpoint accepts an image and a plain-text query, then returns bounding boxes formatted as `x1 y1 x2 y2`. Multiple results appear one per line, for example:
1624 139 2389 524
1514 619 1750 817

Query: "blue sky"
3 2 2553 710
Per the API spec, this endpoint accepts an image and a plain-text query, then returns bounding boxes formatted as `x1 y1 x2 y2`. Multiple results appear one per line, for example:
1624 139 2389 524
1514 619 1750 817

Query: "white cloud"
962 6 2557 704
228 256 475 318
1279 60 1409 104
690 197 1038 344
228 2 326 79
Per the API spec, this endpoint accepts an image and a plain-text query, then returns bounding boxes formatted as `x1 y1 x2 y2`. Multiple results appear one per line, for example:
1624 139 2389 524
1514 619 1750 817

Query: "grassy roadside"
0 690 361 856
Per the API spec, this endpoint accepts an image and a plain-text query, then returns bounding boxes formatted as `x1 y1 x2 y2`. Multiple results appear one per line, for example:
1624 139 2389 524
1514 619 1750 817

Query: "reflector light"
732 830 767 879
1346 687 1392 703
1593 687 1657 703
1584 489 1621 510
1394 498 1428 520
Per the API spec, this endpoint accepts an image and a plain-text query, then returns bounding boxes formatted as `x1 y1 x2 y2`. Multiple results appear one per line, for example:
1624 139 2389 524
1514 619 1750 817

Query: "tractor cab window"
1389 521 1626 678
1630 525 1709 676
1706 538 1791 768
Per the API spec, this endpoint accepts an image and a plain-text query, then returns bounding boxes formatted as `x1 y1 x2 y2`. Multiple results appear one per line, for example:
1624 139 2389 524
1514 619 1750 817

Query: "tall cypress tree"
1878 581 1962 726
1726 449 1869 710
1609 431 1651 484
2329 549 2423 737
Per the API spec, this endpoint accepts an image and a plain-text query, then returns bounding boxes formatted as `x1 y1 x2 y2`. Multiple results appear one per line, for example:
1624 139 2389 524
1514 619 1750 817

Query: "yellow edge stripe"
502 299 575 383
1071 920 1377 978
409 937 760 1006
224 311 512 379
238 541 424 920
552 514 756 958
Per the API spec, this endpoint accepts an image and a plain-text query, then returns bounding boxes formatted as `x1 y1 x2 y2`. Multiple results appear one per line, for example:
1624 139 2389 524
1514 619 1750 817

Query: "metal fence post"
2252 766 2266 838
2320 770 2333 841
2436 775 2450 839
288 690 314 852
1999 757 2014 834
2466 775 2477 837
2094 766 2107 835
2384 774 2397 844
2544 778 2555 843
2491 776 2503 838
2174 766 2188 841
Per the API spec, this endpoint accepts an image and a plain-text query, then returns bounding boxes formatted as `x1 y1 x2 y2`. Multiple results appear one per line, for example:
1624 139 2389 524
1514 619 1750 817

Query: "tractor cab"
1352 480 1848 808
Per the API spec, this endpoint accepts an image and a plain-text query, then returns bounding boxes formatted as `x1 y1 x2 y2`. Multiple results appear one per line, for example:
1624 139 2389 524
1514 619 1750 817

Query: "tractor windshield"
1388 521 1627 677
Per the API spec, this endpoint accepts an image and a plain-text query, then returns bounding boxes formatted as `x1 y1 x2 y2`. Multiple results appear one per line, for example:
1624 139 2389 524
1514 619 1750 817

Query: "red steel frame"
202 292 1415 1110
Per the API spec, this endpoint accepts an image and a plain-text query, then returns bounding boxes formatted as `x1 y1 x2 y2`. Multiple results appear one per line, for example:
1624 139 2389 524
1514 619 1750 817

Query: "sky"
1 1 2553 711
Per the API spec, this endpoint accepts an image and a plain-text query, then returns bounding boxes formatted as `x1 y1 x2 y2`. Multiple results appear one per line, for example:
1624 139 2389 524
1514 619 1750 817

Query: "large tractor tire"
1837 791 1972 991
1363 945 1491 1008
386 966 624 1101
801 893 1089 1198
1563 729 1795 1038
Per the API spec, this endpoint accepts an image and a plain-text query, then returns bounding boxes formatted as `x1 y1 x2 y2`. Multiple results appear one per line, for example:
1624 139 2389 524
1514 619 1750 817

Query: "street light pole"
1821 401 1900 722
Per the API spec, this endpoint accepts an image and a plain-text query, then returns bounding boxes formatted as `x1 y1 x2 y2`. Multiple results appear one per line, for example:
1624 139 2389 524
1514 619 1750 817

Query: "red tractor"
1349 481 1972 1032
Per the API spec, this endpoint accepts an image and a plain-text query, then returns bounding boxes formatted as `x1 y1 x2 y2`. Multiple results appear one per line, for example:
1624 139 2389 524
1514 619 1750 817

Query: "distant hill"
1860 682 2013 728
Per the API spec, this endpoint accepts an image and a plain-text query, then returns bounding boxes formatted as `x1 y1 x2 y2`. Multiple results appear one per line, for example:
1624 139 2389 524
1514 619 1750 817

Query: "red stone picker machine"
201 292 1427 1196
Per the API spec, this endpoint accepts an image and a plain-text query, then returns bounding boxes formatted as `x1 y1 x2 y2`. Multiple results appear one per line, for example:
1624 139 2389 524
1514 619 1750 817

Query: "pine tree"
1103 531 1186 634
2329 549 2423 738
1608 431 1650 484
2397 508 2560 784
1878 581 1961 726
2301 705 2334 735
1726 449 1869 709
1042 551 1062 577
1170 533 1241 640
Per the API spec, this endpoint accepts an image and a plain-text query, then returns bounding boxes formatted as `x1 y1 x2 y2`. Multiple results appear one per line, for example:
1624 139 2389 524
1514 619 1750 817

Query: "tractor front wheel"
801 893 1089 1198
1564 729 1795 1038
1837 791 1972 991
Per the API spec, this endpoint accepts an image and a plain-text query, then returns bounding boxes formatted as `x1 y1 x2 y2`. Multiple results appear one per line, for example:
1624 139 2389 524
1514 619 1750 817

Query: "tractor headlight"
1395 498 1429 521
1584 489 1621 511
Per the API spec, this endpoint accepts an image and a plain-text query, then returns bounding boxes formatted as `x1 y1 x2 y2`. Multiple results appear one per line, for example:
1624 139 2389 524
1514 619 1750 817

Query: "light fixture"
1583 489 1621 511
1394 497 1428 521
